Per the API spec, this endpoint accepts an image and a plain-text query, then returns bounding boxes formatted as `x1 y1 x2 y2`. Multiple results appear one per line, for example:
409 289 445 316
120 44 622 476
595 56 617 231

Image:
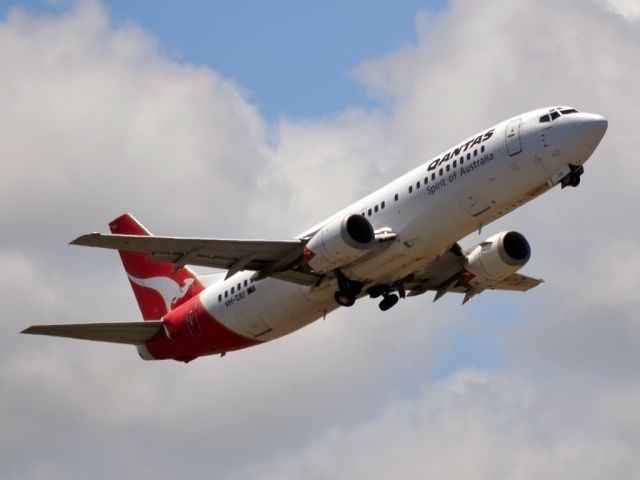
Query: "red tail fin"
109 214 205 320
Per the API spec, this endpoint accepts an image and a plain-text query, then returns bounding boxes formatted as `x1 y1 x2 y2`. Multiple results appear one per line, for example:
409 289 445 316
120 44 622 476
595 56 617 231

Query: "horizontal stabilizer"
21 321 164 345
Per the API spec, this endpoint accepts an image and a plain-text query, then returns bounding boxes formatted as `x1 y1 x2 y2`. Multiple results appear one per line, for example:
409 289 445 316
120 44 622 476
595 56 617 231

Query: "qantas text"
427 129 494 171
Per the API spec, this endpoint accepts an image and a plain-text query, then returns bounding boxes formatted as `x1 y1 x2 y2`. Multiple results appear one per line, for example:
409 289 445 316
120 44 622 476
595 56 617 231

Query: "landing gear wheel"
334 291 356 307
561 165 584 188
379 294 399 311
333 269 362 307
367 284 389 299
569 174 581 187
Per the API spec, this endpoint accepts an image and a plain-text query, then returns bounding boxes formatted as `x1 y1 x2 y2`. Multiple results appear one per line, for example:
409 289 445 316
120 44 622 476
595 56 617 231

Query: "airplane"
22 106 608 363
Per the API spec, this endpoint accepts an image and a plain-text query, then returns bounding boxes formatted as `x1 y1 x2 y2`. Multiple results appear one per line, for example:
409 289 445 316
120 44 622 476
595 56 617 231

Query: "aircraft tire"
570 174 581 187
334 291 356 307
379 294 399 311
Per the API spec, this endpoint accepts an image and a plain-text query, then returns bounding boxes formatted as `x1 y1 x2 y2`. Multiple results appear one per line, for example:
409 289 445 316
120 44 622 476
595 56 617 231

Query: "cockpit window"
539 107 578 123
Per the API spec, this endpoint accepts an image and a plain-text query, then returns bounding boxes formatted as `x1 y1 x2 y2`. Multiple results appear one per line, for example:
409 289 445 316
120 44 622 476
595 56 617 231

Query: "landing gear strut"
561 164 584 188
333 270 363 307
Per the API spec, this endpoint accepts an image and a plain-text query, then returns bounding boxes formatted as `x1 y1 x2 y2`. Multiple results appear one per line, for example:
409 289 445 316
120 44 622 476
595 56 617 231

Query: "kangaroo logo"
127 274 195 312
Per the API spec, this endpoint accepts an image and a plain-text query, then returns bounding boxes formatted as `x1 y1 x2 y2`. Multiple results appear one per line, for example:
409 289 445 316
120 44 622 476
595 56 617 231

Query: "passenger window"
368 208 372 216
481 145 485 153
231 287 235 294
453 160 457 168
224 291 228 298
244 279 248 287
394 193 399 201
409 185 413 193
424 177 428 184
473 149 477 157
381 201 385 209
446 164 450 172
416 181 420 189
439 168 443 176
237 283 241 290
374 205 379 213
467 153 471 160
218 294 222 302
431 173 436 181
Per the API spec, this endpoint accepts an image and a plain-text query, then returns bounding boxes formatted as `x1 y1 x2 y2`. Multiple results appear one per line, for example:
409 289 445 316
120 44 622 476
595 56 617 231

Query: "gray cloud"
1 0 639 478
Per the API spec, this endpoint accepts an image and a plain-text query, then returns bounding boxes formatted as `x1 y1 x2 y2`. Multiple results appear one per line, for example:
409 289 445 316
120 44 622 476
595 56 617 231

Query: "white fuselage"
198 107 605 344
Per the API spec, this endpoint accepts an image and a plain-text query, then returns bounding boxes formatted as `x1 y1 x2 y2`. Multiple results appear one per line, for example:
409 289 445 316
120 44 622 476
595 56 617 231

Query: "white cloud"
1 0 639 479
239 370 639 480
0 0 272 244
600 0 640 21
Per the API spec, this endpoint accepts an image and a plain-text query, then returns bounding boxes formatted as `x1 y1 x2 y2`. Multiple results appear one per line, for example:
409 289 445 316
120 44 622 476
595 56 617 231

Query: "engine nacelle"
305 214 375 272
464 231 531 289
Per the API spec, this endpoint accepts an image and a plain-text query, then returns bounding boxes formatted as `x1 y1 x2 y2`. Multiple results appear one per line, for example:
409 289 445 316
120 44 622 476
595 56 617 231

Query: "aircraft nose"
577 114 608 148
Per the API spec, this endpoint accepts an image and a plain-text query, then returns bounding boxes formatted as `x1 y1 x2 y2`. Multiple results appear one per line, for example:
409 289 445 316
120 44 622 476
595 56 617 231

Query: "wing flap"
488 273 544 291
21 321 164 345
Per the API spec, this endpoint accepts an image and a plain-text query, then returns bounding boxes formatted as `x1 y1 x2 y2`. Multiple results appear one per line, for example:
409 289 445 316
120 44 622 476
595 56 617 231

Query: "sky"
1 0 639 479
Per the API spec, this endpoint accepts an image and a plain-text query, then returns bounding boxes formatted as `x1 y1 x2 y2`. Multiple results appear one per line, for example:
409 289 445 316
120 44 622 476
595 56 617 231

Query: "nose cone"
578 114 608 148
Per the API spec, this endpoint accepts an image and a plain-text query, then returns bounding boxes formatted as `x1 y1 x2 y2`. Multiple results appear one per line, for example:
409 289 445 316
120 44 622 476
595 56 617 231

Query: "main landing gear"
378 294 399 311
367 283 402 311
561 164 584 188
332 271 406 312
333 269 363 307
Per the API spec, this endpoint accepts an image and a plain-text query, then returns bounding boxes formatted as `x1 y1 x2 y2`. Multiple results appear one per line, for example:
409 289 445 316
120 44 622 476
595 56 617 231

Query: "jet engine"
464 231 531 289
305 214 375 272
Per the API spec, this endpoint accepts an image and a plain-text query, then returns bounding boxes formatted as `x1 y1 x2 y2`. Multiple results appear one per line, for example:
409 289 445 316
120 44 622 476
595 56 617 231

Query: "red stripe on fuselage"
144 295 261 362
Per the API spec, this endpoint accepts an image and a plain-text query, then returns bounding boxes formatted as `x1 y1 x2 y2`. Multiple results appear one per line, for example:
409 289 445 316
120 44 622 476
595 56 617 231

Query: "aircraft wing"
405 244 543 301
21 321 164 345
71 233 321 285
487 273 543 291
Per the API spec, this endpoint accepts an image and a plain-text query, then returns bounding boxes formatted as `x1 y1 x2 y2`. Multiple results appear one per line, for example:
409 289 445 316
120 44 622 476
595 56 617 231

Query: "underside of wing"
405 245 466 297
21 321 164 345
71 233 321 285
488 273 544 291
405 243 543 302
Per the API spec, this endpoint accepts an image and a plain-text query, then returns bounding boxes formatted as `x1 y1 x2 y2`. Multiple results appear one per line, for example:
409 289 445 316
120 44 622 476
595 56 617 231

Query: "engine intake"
464 231 531 288
305 214 375 272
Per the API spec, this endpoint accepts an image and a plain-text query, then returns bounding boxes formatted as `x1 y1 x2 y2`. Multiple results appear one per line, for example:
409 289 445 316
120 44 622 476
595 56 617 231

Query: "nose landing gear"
561 164 584 188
